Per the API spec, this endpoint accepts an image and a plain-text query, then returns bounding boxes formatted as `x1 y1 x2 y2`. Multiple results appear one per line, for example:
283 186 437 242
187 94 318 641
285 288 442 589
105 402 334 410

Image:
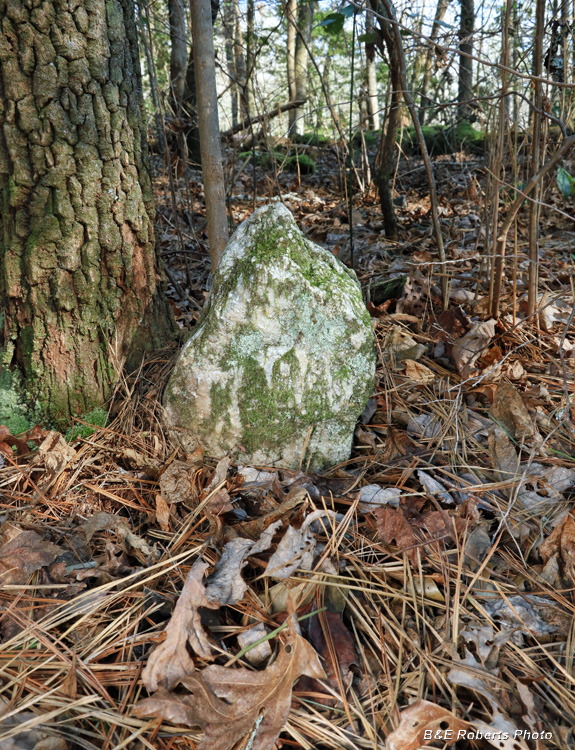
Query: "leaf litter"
3 160 575 750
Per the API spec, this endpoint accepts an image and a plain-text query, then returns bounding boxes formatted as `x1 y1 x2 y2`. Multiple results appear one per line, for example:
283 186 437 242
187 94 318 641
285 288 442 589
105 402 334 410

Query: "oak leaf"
134 616 325 750
141 559 213 692
386 700 468 750
540 512 575 584
386 699 527 750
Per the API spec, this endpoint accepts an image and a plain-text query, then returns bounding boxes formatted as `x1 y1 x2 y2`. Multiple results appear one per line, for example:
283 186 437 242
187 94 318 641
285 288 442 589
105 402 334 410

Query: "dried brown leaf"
0 530 61 585
540 512 575 584
374 507 418 567
159 459 200 505
382 427 417 463
386 699 526 750
491 380 541 446
303 610 357 704
233 485 309 539
134 616 325 750
142 558 213 692
205 487 234 517
81 512 155 557
205 455 231 493
452 318 496 378
0 426 29 458
404 359 435 384
386 700 469 750
155 493 171 532
430 306 470 341
37 432 76 476
488 426 519 483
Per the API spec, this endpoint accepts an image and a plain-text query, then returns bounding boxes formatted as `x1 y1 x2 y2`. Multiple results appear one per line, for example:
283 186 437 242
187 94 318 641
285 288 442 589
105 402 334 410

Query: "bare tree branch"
221 99 306 138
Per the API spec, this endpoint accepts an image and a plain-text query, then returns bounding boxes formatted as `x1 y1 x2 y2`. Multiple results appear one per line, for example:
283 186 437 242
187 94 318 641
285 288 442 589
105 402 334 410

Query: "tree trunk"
527 0 545 316
316 50 331 130
246 0 256 116
168 0 188 116
291 0 315 135
511 0 519 122
183 0 219 164
372 3 402 238
286 0 297 129
408 3 426 100
183 45 201 162
458 0 474 120
419 0 450 124
190 0 229 270
223 0 239 127
0 0 174 428
233 0 247 119
365 11 380 131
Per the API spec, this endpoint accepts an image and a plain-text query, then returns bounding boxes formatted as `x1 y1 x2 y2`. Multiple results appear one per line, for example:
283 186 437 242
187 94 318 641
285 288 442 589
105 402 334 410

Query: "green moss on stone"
237 354 311 455
209 381 233 424
238 150 285 166
400 122 484 155
292 132 329 146
285 154 316 174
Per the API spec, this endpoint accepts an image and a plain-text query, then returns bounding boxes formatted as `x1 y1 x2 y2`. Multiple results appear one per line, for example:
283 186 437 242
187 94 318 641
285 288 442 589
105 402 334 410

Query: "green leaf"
358 32 376 43
557 166 574 198
319 12 345 35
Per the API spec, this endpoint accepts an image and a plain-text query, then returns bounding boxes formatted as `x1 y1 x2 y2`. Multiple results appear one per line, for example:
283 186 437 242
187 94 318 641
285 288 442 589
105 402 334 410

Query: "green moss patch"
0 369 32 435
284 154 316 174
65 407 108 441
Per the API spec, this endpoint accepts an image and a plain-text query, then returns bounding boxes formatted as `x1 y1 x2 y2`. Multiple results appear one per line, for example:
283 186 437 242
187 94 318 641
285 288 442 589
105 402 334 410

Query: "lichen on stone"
163 203 376 471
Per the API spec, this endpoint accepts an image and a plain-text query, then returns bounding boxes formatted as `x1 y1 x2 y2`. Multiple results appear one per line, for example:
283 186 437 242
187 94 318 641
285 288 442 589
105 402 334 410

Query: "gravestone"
163 203 375 471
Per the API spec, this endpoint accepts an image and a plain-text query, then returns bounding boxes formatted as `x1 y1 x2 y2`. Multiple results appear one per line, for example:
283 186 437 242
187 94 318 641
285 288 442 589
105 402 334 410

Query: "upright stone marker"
163 203 375 470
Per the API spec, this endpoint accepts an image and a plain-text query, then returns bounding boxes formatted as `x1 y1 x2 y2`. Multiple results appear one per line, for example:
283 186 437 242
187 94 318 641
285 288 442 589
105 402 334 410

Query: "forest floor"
1 141 575 750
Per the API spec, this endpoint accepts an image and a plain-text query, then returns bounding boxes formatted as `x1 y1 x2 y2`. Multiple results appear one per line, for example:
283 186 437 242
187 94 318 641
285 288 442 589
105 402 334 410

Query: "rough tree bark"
0 0 174 427
457 0 474 119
